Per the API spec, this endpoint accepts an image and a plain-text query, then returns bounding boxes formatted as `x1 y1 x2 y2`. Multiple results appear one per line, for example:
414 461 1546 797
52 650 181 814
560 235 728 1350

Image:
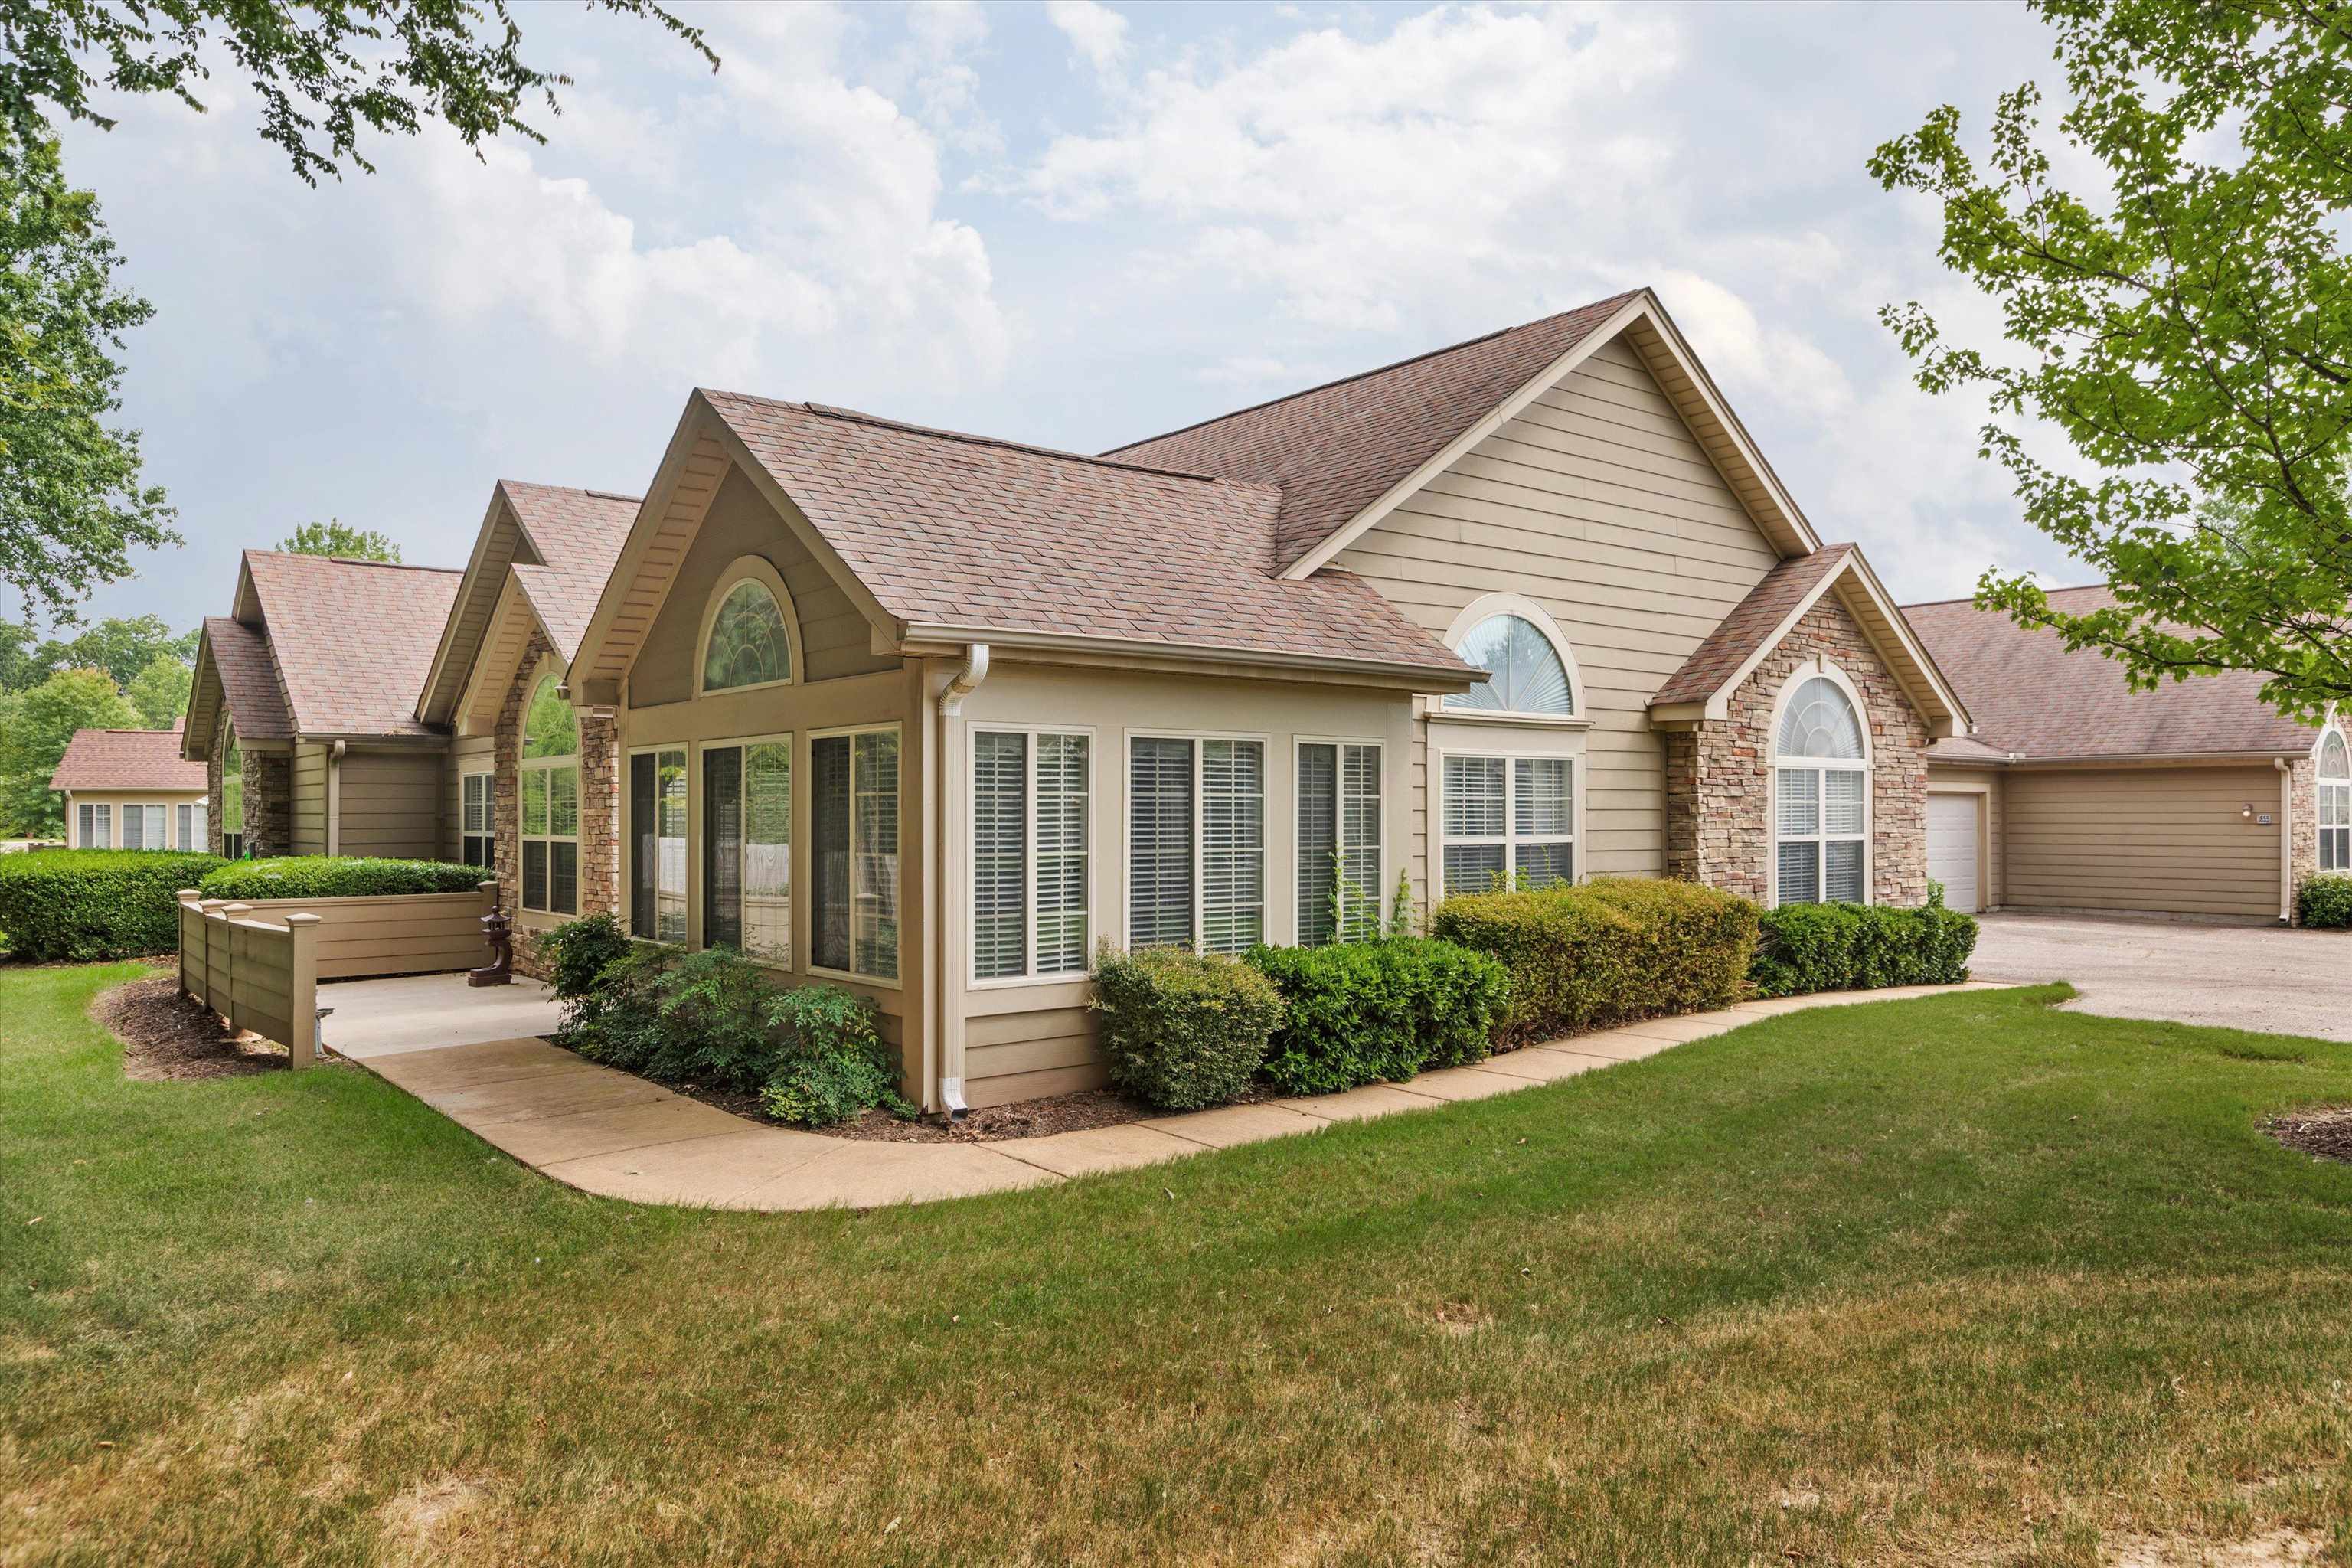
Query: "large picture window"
1440 753 1573 895
705 738 792 964
1298 741 1381 944
121 803 168 851
812 727 899 981
1127 736 1264 954
460 771 493 867
629 749 688 943
972 729 1090 982
1773 672 1868 906
519 675 580 916
2321 730 2351 872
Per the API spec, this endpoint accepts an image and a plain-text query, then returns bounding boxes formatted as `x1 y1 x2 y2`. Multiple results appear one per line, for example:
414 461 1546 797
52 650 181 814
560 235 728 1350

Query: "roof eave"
897 621 1481 691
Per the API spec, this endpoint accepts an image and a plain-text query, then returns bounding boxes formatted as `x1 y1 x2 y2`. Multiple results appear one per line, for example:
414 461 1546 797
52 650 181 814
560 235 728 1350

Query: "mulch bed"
2265 1106 2352 1165
94 972 287 1080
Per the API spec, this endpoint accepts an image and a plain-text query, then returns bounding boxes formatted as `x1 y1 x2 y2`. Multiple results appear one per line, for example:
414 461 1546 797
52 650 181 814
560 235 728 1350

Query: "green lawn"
5 965 2352 1566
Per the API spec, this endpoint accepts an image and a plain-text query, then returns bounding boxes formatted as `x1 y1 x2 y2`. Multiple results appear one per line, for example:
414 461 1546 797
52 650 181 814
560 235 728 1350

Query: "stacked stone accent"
243 750 292 857
1663 593 1932 906
493 629 622 978
205 715 227 856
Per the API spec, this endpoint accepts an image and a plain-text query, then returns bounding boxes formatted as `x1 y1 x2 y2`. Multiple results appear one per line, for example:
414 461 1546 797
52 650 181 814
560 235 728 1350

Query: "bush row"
0 849 227 961
1749 892 1978 998
2300 874 2352 929
543 914 909 1127
198 856 488 901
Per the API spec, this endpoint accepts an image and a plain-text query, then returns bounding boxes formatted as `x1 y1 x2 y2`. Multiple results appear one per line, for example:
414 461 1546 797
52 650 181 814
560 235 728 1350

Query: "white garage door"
1928 793 1981 913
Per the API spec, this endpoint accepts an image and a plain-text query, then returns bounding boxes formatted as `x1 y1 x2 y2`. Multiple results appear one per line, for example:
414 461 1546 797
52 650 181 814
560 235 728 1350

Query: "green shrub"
2300 874 2352 929
542 913 635 1001
0 849 227 961
761 985 910 1126
198 856 487 901
641 946 784 1093
1432 878 1759 1046
1246 938 1511 1094
1749 899 1978 998
1089 944 1285 1110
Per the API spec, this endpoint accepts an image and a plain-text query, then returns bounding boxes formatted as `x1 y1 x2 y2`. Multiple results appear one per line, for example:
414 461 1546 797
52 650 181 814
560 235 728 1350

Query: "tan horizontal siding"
2001 766 2279 917
337 750 443 859
290 743 328 854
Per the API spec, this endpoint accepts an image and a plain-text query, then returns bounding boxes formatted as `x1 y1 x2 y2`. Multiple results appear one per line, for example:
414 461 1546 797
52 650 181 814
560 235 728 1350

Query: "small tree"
277 519 401 562
0 667 135 835
124 653 190 730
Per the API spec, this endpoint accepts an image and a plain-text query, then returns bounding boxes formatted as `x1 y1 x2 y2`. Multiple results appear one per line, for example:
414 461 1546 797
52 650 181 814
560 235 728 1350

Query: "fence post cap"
283 912 322 927
220 903 253 913
175 887 201 899
199 897 228 910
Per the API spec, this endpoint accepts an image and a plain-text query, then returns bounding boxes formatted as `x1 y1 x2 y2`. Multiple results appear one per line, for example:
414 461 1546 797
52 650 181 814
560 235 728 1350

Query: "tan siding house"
51 723 210 851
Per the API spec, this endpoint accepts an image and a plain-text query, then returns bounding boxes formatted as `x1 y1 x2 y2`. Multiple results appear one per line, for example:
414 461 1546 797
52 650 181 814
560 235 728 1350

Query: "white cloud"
1046 0 1132 78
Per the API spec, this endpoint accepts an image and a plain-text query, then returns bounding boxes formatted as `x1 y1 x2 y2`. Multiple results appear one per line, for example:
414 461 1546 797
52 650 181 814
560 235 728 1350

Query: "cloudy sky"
55 0 2080 639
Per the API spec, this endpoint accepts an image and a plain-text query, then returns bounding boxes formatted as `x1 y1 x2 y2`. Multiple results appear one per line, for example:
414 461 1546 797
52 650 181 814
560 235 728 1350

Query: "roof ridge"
710 390 1246 486
1100 288 1648 457
1899 579 2112 612
243 548 461 576
499 478 644 504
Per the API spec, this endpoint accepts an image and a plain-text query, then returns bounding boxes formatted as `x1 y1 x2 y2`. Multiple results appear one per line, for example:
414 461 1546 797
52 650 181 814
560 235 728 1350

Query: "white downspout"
2277 756 2295 925
933 644 989 1120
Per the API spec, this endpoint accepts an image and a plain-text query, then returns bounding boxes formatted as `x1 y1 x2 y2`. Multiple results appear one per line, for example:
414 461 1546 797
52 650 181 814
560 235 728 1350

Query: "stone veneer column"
2288 749 2318 924
243 751 292 858
1661 593 1932 907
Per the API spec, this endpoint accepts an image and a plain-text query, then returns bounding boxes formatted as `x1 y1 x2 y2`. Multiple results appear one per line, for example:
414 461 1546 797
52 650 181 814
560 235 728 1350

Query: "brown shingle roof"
49 725 207 792
1105 290 1642 570
1651 546 1857 707
701 394 1472 678
201 615 293 742
241 552 463 737
498 482 639 662
1901 584 2314 760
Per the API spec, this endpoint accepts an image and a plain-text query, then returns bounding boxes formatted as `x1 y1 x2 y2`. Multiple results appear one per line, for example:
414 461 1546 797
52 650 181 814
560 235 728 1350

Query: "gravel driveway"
1971 912 2352 1040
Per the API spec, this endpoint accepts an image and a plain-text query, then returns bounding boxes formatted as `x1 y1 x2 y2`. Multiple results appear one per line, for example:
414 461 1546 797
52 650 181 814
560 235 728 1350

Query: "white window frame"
77 802 111 849
1295 735 1387 945
695 554 805 699
518 672 581 916
1435 745 1581 897
626 743 691 946
703 730 795 969
1767 660 1873 908
808 721 903 989
969 724 1099 987
459 769 494 869
2319 727 2351 873
1437 592 1591 728
1121 728 1271 956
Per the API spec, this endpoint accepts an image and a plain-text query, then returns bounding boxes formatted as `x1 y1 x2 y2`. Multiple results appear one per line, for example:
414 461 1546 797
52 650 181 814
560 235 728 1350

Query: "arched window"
701 576 792 693
2321 729 2350 872
520 674 580 915
1773 671 1868 906
1447 613 1576 717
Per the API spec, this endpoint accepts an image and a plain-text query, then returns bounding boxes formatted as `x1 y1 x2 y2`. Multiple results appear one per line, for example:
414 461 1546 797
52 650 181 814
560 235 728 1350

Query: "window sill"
808 964 904 993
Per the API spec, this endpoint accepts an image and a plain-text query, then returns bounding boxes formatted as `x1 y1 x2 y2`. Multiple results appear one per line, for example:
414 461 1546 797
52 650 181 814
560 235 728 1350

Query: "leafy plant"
0 848 223 961
1386 868 1416 939
761 985 910 1127
2299 874 2352 930
1246 937 1510 1096
1749 901 1979 999
1089 944 1284 1111
199 857 486 901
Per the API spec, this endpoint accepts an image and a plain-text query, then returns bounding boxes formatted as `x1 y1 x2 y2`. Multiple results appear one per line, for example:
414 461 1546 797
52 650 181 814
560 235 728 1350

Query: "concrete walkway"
346 980 2007 1210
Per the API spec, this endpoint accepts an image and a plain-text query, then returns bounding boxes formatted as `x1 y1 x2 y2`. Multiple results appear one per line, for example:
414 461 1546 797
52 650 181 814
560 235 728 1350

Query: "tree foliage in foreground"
1870 0 2352 720
276 518 400 562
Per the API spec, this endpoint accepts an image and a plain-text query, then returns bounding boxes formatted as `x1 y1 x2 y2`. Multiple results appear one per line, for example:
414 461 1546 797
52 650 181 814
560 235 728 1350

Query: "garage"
1926 792 1981 912
2001 766 2280 920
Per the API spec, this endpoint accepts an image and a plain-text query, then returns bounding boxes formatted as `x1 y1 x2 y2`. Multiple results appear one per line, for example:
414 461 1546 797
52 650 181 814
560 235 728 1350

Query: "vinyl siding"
290 742 329 854
337 750 444 859
2001 766 2280 919
631 464 892 707
1332 334 1781 891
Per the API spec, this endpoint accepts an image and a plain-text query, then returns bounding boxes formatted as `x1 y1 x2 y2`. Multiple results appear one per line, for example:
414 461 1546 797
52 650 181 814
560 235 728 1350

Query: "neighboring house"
182 551 462 858
51 720 210 850
1907 584 2352 923
548 286 1970 1112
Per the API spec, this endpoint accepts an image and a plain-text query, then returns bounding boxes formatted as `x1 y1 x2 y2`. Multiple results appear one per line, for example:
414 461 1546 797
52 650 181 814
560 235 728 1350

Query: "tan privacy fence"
175 883 497 1066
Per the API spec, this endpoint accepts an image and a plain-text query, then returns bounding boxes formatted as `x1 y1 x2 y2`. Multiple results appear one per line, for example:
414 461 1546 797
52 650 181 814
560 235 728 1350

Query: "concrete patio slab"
1001 1122 1202 1177
324 973 564 1060
1140 1102 1323 1148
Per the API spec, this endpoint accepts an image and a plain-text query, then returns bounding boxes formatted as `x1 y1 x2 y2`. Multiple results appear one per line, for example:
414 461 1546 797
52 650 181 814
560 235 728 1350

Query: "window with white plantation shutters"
176 803 193 851
2321 731 2352 872
77 802 109 848
1128 738 1194 948
122 804 144 851
1201 740 1265 953
972 730 1093 982
1439 753 1573 896
812 727 900 981
1126 736 1264 953
460 772 492 868
1772 673 1868 906
1297 741 1381 945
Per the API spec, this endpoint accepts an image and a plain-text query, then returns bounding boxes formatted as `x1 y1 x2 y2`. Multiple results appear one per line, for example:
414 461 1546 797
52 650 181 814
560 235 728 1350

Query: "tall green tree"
30 612 192 692
0 133 172 620
0 665 134 835
1870 0 2352 720
277 518 400 562
123 650 188 729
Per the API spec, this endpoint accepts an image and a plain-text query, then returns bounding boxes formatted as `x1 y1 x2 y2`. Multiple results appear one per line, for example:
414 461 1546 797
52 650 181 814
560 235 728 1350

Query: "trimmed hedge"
1749 897 1978 998
198 856 488 902
1090 945 1285 1110
1246 938 1511 1095
2300 874 2352 929
0 849 227 961
1432 879 1759 1046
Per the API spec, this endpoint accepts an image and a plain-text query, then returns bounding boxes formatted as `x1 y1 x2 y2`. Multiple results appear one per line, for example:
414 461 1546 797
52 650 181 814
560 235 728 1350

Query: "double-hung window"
1773 674 1869 905
77 802 111 849
1297 741 1381 944
1440 754 1573 896
972 729 1090 982
459 772 493 867
704 738 792 964
629 749 689 943
812 727 899 981
2321 732 2351 872
519 676 580 916
1127 736 1264 954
